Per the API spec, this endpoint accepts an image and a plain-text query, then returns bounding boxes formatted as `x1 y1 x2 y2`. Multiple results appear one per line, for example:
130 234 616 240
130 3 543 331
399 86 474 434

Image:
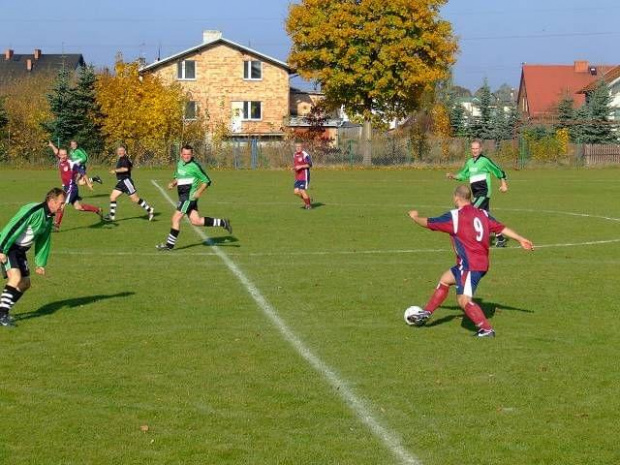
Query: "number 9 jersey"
427 204 505 271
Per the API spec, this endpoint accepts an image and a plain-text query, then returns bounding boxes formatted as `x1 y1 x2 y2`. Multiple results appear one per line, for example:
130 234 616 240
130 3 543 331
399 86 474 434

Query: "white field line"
150 180 421 465
53 237 620 259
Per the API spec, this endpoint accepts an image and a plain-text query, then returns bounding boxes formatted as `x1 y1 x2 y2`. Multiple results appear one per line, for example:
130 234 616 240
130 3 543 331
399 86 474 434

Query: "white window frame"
177 60 196 80
243 60 262 81
239 101 262 121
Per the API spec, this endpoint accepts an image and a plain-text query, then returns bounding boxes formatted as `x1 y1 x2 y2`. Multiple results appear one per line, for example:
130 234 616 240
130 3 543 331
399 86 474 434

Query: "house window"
243 101 262 120
243 60 262 80
184 101 198 120
177 60 196 80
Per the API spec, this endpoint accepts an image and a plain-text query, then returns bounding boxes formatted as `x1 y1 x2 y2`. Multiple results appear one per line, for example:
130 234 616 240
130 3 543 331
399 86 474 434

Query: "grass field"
1 166 619 465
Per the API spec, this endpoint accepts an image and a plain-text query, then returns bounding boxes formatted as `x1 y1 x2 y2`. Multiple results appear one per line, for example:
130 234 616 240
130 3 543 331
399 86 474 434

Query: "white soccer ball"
404 305 426 326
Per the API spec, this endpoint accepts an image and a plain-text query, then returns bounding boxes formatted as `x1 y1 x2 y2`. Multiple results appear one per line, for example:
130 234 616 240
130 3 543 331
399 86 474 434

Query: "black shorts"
5 246 30 277
114 178 137 195
176 199 199 215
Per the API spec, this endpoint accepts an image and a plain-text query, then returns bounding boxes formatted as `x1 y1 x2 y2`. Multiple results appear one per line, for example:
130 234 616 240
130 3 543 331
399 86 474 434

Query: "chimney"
574 60 589 73
26 58 33 71
34 48 42 60
589 66 597 76
203 30 223 43
4 49 13 60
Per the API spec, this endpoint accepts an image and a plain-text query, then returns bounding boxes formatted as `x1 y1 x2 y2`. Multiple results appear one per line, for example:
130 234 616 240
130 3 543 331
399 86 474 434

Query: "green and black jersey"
70 147 88 166
454 154 506 198
0 202 54 267
174 158 212 201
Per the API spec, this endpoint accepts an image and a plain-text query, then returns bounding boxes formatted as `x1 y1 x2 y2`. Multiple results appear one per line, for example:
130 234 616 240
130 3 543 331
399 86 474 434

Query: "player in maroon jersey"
407 185 534 337
54 148 103 231
292 142 313 209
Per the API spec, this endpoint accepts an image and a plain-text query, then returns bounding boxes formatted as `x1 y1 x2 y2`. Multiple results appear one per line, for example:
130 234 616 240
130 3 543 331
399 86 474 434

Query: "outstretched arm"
500 227 534 250
408 210 429 228
48 141 59 156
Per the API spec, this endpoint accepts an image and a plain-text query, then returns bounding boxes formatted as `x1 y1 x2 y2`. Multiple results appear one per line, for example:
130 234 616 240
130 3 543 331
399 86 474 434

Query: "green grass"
1 166 619 465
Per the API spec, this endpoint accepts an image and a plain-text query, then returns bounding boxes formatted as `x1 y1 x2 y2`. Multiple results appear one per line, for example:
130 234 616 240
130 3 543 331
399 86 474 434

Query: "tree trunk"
362 119 372 166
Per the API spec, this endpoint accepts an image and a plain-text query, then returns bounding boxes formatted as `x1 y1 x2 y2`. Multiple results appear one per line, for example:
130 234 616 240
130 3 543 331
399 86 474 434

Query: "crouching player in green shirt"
156 145 232 251
0 188 66 327
447 139 509 247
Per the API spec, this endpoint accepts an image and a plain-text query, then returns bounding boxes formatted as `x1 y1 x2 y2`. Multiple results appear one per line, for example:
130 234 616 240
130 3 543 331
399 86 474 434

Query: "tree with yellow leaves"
287 0 457 164
95 58 204 163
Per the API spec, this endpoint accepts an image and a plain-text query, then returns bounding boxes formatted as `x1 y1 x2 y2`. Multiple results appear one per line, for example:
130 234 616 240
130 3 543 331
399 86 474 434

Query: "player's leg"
105 188 123 221
189 208 232 234
455 271 494 337
157 210 185 250
407 268 455 326
127 183 154 220
73 199 103 219
0 251 30 327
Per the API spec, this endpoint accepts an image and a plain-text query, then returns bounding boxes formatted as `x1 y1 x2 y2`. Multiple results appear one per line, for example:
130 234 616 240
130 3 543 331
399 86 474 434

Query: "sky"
1 0 619 93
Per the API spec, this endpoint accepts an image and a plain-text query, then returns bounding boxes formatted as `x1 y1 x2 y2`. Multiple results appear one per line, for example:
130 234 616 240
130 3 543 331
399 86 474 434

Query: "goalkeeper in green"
447 139 509 247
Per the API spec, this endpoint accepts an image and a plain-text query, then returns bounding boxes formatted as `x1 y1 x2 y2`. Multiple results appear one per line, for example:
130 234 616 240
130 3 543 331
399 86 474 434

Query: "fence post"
348 140 354 166
251 137 258 169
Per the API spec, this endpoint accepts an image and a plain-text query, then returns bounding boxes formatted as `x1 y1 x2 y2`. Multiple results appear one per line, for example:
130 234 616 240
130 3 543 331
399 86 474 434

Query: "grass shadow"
14 291 135 322
173 235 240 251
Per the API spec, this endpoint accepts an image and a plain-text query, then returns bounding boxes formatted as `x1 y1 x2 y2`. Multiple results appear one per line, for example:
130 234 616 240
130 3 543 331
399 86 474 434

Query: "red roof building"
517 61 614 121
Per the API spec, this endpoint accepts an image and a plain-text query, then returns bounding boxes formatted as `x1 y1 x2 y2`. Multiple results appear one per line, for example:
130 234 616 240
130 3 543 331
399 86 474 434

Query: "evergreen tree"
449 101 467 137
0 97 8 159
41 66 76 147
470 80 494 140
579 80 616 144
72 65 105 154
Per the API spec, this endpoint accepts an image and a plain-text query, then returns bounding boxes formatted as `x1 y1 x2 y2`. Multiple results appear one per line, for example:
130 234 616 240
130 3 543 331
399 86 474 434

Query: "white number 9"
473 217 484 242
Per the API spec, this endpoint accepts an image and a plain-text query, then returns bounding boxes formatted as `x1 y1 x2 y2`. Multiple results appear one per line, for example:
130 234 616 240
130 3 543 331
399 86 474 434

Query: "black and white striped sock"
138 198 151 211
166 228 180 248
205 217 222 227
0 285 22 316
109 201 117 219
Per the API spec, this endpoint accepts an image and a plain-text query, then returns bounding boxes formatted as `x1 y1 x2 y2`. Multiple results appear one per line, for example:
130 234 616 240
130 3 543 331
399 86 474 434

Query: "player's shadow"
426 299 534 331
299 202 325 209
173 236 240 251
14 291 135 322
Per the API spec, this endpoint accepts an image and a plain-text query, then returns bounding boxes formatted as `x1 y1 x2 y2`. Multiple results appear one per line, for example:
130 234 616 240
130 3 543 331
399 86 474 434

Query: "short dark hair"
45 187 66 202
182 144 194 152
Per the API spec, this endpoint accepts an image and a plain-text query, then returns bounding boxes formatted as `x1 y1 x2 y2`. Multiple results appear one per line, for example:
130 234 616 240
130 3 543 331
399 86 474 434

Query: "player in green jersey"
156 145 232 251
0 188 66 327
447 139 509 247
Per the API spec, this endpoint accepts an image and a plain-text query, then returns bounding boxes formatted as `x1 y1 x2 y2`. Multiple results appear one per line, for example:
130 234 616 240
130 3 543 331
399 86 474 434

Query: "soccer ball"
404 305 426 326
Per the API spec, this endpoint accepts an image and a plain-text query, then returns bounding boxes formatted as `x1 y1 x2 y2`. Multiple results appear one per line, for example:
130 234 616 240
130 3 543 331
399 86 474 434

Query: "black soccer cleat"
406 310 431 327
92 175 103 184
103 214 115 222
474 328 496 338
156 243 173 251
0 312 15 328
495 238 508 248
222 218 233 234
148 207 155 222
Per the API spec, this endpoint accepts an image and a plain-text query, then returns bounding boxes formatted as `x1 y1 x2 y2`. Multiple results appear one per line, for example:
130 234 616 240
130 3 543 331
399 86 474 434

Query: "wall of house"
151 43 290 137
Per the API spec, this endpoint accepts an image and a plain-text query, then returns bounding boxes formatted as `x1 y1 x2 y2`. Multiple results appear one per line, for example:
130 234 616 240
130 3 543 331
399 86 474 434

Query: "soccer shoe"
52 224 60 233
495 238 508 248
92 175 103 184
474 328 496 338
222 218 233 234
0 313 15 327
97 208 104 220
148 207 155 221
103 214 115 222
304 204 313 210
156 243 173 251
406 310 431 327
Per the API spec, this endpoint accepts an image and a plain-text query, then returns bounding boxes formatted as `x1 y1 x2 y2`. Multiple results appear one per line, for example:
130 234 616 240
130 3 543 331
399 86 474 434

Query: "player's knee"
457 295 471 309
19 279 31 292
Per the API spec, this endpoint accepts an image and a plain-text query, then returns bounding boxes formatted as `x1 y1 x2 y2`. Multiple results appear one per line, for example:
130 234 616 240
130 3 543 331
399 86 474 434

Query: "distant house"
577 65 620 121
140 30 292 139
517 61 615 122
0 48 85 85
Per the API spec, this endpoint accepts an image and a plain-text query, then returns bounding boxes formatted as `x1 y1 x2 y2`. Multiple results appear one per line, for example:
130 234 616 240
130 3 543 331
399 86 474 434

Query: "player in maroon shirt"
407 185 534 337
292 142 313 209
54 148 103 231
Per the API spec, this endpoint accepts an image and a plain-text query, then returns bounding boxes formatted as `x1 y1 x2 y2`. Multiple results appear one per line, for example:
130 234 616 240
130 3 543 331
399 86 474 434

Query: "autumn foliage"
95 59 205 163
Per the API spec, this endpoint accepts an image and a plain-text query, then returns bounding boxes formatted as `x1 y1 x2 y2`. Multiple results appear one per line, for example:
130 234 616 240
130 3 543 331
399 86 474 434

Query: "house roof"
518 62 615 117
578 65 620 93
0 50 85 82
141 36 291 74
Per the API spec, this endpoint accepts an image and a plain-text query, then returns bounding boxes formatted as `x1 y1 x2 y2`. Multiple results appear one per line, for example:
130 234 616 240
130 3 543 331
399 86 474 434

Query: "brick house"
517 60 614 122
140 31 292 139
578 65 620 121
